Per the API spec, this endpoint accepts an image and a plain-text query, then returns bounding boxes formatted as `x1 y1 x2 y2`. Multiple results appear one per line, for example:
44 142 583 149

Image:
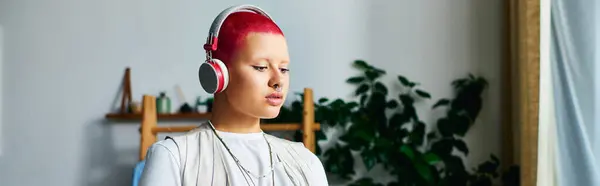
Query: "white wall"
0 0 503 185
0 23 4 157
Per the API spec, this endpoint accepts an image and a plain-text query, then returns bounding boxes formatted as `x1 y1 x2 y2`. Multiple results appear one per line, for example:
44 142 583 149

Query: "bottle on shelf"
156 92 171 114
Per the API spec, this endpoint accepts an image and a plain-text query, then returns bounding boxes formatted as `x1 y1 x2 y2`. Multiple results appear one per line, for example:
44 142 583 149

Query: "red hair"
211 11 284 65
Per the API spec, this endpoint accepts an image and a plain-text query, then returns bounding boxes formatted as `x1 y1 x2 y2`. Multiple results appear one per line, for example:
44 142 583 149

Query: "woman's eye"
252 66 268 71
280 68 290 73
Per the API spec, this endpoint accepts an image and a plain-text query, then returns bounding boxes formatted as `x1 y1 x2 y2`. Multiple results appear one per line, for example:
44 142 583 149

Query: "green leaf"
293 130 303 142
431 139 454 156
476 160 499 176
386 100 399 109
415 89 431 99
374 82 388 95
323 145 355 179
344 101 358 109
424 152 441 164
291 101 303 121
374 138 394 150
443 155 466 174
426 132 437 141
399 94 414 106
408 82 419 87
387 182 405 186
360 94 368 106
432 99 450 109
317 130 327 141
355 129 375 141
450 113 471 136
349 177 383 186
403 105 418 121
398 75 411 86
398 128 410 141
318 97 329 104
329 99 346 109
389 113 409 129
454 139 469 156
468 73 475 79
400 145 415 159
361 150 377 171
366 70 381 81
491 154 500 164
452 79 468 90
366 92 387 111
437 118 453 137
355 84 370 96
374 68 386 75
348 141 364 151
400 145 434 184
338 133 352 143
341 124 374 151
353 60 370 70
410 121 426 146
316 142 322 156
346 76 366 84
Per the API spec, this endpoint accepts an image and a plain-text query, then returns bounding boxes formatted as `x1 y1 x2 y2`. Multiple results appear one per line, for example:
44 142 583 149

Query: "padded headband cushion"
205 5 273 51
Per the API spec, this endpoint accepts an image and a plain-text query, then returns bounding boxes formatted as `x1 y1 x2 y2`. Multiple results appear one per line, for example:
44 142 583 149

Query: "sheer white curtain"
537 0 556 185
551 0 600 185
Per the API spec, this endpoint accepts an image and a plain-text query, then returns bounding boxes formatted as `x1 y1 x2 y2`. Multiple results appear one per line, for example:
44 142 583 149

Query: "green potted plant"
266 60 512 186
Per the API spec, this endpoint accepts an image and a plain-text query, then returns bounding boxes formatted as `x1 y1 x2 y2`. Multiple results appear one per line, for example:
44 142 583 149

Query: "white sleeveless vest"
165 123 322 186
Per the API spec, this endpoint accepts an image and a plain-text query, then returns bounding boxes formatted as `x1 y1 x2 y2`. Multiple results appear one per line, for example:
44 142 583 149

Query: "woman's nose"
268 70 283 90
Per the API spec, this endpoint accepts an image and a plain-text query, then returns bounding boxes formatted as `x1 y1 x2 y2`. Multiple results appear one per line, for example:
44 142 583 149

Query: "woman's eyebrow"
279 60 290 65
250 57 289 65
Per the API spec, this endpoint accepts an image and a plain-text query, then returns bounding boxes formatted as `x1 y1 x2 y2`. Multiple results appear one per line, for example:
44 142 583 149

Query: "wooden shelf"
105 113 212 120
152 123 321 133
105 112 320 131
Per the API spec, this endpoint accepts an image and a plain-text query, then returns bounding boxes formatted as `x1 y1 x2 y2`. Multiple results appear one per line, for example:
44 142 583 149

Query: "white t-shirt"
139 130 328 186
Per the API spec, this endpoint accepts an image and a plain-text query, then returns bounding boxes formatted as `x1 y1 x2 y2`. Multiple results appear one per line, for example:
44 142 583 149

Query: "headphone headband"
203 4 272 54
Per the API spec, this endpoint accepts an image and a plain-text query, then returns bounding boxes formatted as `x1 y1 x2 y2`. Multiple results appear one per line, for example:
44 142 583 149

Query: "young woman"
138 5 329 186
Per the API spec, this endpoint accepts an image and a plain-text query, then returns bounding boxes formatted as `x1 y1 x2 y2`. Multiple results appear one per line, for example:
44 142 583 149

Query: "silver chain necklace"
208 121 275 186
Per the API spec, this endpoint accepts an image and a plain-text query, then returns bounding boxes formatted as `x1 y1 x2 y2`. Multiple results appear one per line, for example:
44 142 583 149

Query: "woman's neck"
209 96 262 133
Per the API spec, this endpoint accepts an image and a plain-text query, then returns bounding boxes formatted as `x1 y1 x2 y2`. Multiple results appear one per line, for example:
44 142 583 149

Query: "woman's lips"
266 93 283 106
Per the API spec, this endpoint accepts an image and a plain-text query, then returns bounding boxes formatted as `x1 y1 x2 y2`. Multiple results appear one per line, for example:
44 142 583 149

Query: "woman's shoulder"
146 123 212 156
146 138 181 162
264 134 320 162
160 123 212 142
150 138 179 152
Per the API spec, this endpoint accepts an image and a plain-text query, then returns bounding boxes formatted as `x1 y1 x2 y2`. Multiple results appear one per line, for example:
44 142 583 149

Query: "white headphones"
198 4 273 94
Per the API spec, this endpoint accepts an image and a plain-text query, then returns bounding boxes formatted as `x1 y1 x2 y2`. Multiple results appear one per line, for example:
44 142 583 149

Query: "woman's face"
222 32 290 119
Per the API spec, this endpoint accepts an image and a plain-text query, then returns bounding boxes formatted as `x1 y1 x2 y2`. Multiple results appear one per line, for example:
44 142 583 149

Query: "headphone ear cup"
212 59 229 90
198 58 229 94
